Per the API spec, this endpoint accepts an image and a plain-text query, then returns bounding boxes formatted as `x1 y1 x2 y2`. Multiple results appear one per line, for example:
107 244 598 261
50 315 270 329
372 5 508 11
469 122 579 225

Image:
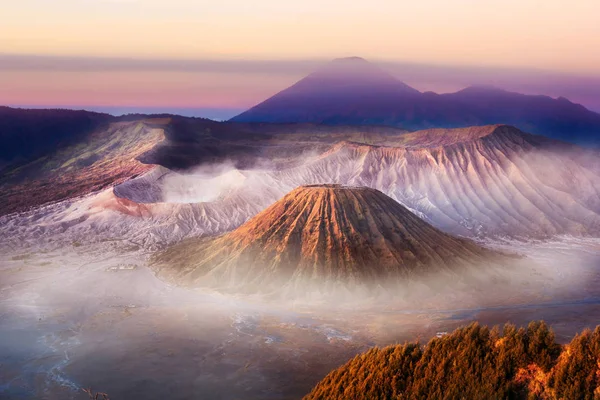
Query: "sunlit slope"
152 185 502 292
116 124 600 238
304 321 600 400
0 119 167 215
260 125 600 236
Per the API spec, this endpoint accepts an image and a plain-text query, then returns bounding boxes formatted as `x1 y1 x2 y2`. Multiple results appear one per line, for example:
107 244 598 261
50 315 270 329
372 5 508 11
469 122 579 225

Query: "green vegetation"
305 321 600 399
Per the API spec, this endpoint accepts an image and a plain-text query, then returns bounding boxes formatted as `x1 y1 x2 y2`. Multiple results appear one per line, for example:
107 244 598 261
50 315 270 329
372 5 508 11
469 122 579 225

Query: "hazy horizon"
3 54 600 119
3 0 600 117
4 1 600 73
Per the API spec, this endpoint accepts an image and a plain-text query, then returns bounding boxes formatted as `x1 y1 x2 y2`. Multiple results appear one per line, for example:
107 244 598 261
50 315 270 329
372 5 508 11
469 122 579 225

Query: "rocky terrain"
2 123 598 255
261 124 600 237
0 118 167 216
1 108 600 399
152 185 505 294
117 124 600 241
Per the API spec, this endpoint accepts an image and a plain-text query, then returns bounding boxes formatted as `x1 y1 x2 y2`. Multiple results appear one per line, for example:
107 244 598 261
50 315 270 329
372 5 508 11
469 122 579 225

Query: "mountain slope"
152 185 502 292
231 57 422 127
259 125 600 237
0 118 167 216
2 123 598 251
118 124 600 240
304 321 598 400
0 106 112 167
231 58 600 146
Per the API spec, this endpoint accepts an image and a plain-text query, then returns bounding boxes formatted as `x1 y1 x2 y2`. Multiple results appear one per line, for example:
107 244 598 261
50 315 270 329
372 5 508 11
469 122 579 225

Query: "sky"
2 0 600 117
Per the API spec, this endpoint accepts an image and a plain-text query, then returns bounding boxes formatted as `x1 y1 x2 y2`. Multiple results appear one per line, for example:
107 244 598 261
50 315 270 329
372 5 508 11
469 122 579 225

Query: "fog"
2 139 600 398
2 234 600 399
152 152 323 205
3 54 600 113
161 163 248 204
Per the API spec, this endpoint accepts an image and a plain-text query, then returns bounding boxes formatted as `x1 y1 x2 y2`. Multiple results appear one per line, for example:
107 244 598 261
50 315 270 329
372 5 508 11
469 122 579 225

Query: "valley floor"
1 236 599 399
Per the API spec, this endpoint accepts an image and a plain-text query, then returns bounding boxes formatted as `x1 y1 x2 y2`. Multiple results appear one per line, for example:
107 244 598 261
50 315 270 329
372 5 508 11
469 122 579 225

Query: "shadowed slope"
258 125 600 237
0 118 167 215
0 106 112 166
152 185 502 293
231 58 600 146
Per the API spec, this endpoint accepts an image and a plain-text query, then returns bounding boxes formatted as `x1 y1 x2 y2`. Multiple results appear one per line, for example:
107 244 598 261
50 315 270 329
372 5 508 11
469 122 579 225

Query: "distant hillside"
0 117 167 216
0 108 410 216
0 106 113 166
231 58 600 146
305 321 600 400
116 123 600 240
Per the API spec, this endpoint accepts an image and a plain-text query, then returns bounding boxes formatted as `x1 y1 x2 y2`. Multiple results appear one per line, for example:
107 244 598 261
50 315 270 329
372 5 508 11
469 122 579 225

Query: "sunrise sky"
2 0 600 117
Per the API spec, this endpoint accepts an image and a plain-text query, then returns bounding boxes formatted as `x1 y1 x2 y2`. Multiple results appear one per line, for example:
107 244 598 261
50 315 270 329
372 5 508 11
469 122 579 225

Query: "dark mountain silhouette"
152 184 503 293
231 58 600 146
0 108 408 216
0 106 113 167
277 56 419 97
0 113 167 216
231 57 422 128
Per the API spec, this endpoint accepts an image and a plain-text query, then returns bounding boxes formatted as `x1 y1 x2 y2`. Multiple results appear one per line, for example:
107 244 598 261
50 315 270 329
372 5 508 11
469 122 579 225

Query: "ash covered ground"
1 232 599 399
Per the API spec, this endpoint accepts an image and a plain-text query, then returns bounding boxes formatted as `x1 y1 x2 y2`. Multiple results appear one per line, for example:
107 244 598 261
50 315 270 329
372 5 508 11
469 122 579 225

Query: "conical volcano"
230 58 600 145
230 57 420 125
286 56 418 94
152 185 503 293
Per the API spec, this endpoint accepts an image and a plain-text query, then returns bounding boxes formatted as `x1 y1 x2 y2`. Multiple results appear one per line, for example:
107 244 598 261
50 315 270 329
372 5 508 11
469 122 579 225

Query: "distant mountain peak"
230 57 421 124
230 60 600 146
331 56 369 63
307 56 401 83
457 85 509 94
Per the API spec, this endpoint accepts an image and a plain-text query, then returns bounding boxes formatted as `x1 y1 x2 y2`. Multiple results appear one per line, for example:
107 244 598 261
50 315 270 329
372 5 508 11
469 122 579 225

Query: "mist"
160 162 248 203
2 54 600 113
2 224 600 399
2 136 600 398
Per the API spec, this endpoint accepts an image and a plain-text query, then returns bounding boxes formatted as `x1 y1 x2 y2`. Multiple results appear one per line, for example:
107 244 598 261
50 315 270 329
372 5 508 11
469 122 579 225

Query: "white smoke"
161 162 248 203
158 148 325 205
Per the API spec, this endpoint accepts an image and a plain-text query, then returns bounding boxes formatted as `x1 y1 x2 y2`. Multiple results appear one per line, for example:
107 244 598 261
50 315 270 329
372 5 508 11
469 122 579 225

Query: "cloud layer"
2 54 599 114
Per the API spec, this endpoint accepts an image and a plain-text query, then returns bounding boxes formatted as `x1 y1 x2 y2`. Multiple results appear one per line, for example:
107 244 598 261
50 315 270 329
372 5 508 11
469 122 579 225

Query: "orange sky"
2 0 599 113
3 0 600 72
